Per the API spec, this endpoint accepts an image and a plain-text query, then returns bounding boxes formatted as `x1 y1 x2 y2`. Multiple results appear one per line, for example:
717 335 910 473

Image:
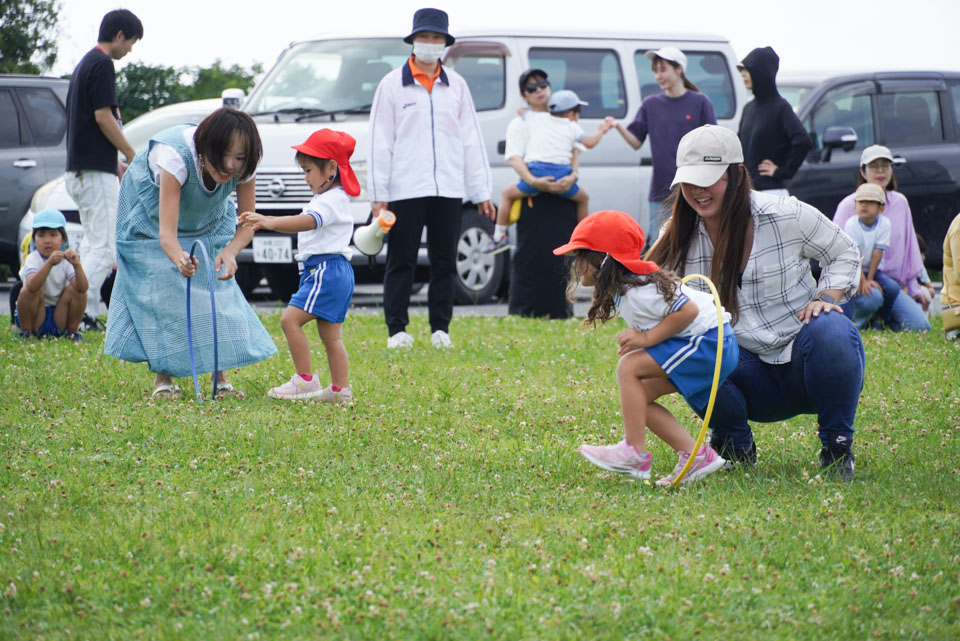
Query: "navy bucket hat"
403 8 455 46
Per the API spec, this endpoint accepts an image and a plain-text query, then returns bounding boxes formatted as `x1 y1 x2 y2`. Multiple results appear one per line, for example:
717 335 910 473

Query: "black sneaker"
710 439 757 469
80 314 106 332
819 446 855 482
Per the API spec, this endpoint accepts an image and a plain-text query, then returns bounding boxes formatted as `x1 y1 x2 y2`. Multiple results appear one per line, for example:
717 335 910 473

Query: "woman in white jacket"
368 7 494 350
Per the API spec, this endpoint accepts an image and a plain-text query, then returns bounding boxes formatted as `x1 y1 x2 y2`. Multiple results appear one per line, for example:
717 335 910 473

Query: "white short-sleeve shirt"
19 250 76 307
843 215 891 271
504 111 586 165
617 280 731 337
295 187 354 261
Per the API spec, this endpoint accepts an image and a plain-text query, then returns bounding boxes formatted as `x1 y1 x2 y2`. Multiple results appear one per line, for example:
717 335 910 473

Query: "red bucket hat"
553 210 659 275
292 129 361 197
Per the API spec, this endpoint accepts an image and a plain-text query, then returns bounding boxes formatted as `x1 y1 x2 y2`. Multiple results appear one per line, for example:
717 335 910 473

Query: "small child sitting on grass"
16 209 87 341
483 90 612 255
839 183 901 329
239 130 358 403
554 210 738 486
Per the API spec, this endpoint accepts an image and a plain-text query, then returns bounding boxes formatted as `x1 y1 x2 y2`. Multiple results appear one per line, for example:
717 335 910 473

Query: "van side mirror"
820 126 857 162
222 88 245 109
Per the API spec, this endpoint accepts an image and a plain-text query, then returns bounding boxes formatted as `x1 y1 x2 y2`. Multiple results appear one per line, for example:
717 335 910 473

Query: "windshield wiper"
294 105 372 122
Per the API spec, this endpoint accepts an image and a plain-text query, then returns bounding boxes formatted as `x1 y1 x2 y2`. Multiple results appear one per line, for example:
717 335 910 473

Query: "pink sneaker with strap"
656 443 726 486
578 440 652 479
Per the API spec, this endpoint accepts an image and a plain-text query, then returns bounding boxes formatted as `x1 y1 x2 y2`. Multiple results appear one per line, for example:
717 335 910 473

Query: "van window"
635 51 736 119
18 87 66 146
246 38 410 114
805 82 875 150
444 42 508 111
878 90 944 148
528 47 626 118
0 90 20 147
949 80 960 134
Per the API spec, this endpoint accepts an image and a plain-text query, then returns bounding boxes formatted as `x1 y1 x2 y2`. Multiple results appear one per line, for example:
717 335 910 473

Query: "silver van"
236 30 750 301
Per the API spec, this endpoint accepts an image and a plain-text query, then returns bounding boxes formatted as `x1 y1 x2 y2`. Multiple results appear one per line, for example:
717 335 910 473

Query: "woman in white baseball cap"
830 144 932 331
605 47 718 248
637 124 865 481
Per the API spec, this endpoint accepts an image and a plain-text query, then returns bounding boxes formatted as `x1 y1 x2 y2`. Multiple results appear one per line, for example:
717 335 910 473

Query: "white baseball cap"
671 125 744 188
644 47 687 71
548 89 588 113
860 144 894 166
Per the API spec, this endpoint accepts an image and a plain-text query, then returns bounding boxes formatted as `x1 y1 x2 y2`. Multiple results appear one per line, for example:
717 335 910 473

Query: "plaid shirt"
678 192 860 364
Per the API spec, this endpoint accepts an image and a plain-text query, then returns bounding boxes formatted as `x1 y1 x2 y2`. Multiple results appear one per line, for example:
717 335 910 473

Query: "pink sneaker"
656 444 726 486
578 440 652 479
318 385 353 404
267 374 322 400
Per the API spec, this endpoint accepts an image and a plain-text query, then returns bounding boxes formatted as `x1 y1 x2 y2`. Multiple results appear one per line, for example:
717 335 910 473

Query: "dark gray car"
789 71 960 268
0 75 69 273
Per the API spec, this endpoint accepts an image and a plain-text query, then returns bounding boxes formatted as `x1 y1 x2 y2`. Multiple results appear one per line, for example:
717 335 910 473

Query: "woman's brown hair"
194 107 263 182
646 164 753 323
651 56 699 93
567 249 681 327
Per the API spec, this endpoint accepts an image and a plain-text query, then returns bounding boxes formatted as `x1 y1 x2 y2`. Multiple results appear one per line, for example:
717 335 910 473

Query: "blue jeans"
885 290 931 331
696 310 865 450
840 271 900 329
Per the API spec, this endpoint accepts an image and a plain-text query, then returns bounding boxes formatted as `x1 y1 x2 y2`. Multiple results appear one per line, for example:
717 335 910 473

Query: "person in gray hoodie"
737 46 812 195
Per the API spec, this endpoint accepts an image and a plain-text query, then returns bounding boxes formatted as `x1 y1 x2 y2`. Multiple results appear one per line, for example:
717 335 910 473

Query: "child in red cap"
239 129 360 403
554 210 739 485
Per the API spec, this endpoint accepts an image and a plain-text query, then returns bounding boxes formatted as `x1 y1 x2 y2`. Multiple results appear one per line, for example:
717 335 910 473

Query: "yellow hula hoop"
669 273 725 487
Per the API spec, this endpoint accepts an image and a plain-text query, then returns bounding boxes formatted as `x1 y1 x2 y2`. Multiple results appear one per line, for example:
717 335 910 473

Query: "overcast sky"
52 0 958 79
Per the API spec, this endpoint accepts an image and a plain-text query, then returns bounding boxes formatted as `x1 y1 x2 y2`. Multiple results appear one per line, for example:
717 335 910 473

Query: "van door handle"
497 140 506 154
13 159 38 169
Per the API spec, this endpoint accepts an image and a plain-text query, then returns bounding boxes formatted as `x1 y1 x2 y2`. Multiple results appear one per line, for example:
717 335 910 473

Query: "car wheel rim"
456 227 495 292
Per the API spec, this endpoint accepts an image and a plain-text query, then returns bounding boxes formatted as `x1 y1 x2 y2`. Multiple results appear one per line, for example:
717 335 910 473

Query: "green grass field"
1 312 958 640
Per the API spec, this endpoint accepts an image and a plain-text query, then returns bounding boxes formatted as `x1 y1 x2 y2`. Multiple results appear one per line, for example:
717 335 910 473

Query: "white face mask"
412 41 445 64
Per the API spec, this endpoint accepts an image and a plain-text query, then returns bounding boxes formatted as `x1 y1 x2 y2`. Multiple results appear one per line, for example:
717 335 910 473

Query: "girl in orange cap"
554 210 738 485
239 129 360 403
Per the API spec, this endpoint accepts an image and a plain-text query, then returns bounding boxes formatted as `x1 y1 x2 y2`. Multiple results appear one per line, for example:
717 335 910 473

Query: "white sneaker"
318 385 353 404
430 330 453 349
267 374 322 400
387 331 414 349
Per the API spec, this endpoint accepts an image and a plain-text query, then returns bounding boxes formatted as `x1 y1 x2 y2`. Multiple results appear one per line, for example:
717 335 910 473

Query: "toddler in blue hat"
15 209 88 340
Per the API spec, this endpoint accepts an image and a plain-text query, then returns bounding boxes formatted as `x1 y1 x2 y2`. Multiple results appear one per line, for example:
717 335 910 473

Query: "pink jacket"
833 189 925 298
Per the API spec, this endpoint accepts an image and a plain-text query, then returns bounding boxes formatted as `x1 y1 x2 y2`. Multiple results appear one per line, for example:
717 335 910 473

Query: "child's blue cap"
32 209 67 229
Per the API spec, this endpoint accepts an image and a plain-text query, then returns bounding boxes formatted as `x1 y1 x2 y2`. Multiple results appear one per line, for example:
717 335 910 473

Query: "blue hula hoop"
186 239 218 401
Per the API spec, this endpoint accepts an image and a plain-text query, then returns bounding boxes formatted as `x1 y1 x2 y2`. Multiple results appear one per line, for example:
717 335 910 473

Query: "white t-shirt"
503 111 586 166
147 125 254 192
295 187 354 261
843 215 891 271
19 250 76 307
617 280 731 337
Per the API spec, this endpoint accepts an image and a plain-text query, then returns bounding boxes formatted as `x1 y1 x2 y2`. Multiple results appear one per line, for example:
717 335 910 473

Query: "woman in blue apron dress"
105 108 276 398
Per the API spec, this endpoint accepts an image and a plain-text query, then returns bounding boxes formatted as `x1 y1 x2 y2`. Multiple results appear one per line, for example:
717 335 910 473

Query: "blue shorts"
643 324 738 410
517 162 579 198
14 304 64 338
289 254 355 323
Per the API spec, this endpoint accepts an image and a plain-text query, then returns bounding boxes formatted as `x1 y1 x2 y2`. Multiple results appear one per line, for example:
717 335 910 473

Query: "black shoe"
710 439 757 468
819 446 855 482
80 314 106 332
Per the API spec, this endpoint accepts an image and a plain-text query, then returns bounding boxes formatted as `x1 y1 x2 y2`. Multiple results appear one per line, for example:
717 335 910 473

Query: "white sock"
494 225 507 240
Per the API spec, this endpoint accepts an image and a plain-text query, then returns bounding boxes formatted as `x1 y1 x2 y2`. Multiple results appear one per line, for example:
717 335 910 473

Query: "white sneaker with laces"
387 331 414 349
430 330 453 349
267 374 322 400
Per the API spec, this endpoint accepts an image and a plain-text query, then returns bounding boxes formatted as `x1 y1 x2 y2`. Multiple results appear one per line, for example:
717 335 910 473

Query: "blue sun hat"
32 208 67 229
404 8 455 46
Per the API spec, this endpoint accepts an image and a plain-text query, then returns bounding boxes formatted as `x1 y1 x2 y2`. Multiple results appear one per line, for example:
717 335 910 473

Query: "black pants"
508 194 576 319
384 196 461 335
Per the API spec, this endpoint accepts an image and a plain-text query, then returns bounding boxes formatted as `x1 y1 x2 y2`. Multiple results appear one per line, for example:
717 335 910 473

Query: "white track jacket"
368 62 492 204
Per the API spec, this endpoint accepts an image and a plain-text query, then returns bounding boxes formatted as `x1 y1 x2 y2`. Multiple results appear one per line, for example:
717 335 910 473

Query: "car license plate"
253 236 292 263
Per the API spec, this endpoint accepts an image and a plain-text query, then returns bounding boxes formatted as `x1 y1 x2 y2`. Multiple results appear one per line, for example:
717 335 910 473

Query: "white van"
241 30 749 302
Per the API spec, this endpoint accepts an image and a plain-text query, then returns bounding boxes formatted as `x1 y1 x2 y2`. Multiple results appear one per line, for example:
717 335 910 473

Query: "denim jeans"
840 271 900 329
696 310 865 450
885 289 931 332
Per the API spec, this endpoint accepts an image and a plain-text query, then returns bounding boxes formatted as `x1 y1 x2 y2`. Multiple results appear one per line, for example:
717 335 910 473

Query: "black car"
788 71 960 268
0 75 69 273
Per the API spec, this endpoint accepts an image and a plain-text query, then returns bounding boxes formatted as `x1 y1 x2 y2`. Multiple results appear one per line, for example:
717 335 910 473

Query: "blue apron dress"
104 125 276 377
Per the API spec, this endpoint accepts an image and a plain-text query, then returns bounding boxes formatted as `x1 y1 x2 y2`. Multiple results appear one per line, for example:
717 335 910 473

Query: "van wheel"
454 207 505 305
264 264 299 302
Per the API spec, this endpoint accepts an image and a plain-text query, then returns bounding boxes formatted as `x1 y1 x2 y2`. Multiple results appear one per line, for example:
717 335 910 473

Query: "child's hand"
238 211 271 231
63 248 81 266
617 328 648 355
47 250 65 265
857 278 879 298
604 116 618 129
